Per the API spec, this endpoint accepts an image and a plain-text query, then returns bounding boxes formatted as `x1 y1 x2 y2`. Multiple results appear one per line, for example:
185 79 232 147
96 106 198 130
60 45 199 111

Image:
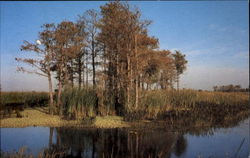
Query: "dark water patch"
1 118 249 158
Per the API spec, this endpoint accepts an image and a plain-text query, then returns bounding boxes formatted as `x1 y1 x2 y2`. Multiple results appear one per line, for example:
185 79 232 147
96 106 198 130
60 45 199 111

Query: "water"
1 118 249 158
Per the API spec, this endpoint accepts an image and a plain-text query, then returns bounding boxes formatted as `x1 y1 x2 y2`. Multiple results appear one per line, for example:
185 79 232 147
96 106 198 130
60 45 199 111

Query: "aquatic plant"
61 86 98 119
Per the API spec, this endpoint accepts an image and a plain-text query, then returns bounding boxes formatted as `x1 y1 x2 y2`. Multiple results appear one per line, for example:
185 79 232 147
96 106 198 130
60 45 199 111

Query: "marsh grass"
61 87 98 119
1 92 49 107
0 92 49 118
1 89 248 125
92 116 129 128
126 90 249 121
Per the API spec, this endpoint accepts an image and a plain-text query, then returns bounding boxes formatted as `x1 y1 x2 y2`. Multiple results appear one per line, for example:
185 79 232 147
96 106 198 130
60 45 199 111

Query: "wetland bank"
1 1 249 158
1 106 249 158
1 90 249 157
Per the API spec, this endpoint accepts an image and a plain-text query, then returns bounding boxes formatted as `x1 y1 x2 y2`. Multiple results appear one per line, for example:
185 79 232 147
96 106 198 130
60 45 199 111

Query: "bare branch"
16 67 48 77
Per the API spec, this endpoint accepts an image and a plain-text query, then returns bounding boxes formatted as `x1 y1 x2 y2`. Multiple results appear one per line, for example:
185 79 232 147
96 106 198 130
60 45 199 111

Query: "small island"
0 1 249 158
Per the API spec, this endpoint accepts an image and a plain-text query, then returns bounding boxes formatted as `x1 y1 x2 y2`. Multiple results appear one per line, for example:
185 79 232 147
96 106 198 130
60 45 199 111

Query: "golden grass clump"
126 89 249 121
92 116 129 128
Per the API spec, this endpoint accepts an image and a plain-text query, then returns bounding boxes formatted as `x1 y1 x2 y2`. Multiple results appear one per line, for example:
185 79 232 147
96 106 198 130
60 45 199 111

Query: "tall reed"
61 86 98 119
125 89 249 121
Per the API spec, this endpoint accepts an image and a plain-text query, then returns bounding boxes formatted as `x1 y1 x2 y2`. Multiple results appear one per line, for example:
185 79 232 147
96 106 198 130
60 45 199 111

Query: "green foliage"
141 90 168 107
172 51 188 75
1 92 49 108
61 87 98 119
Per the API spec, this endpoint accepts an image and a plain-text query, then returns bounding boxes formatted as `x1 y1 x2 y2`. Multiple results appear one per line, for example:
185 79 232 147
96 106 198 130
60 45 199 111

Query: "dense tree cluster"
213 85 249 92
16 1 187 115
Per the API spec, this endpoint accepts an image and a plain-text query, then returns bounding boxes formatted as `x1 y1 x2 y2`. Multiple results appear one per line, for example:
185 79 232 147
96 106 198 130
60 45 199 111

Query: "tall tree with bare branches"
16 23 56 114
81 9 100 88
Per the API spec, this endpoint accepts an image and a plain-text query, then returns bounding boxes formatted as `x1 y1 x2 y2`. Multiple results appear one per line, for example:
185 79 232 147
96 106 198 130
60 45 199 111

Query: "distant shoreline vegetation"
213 84 249 92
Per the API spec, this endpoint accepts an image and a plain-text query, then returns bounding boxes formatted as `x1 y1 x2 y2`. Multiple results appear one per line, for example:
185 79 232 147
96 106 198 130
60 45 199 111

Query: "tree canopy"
16 1 188 115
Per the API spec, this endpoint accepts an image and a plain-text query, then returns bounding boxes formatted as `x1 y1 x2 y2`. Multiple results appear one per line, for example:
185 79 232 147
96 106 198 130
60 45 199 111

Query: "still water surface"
1 118 249 158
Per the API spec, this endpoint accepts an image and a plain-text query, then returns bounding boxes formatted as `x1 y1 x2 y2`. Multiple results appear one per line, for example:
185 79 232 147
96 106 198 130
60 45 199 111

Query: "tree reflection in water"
44 128 186 158
42 114 248 158
173 135 187 157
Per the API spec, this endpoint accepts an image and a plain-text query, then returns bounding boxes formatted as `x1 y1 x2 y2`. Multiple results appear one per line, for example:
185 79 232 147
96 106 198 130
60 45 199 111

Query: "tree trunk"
135 76 139 109
92 35 96 88
177 74 179 90
48 72 54 115
70 60 74 87
130 56 133 107
127 52 130 109
49 127 54 148
82 52 85 87
78 56 82 89
57 79 63 115
135 34 139 109
86 54 89 87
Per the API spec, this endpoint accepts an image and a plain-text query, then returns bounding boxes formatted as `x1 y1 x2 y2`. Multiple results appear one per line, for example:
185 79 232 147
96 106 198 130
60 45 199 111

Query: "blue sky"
0 1 249 91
